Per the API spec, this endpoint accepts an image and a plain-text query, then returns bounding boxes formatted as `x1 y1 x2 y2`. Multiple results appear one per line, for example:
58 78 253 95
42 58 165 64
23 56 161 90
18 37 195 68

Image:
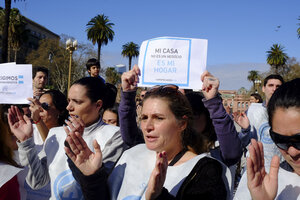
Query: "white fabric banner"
138 36 207 89
0 63 32 104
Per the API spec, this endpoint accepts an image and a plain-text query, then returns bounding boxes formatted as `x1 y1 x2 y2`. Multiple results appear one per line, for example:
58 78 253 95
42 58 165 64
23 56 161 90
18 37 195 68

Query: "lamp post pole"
254 79 261 93
66 39 78 93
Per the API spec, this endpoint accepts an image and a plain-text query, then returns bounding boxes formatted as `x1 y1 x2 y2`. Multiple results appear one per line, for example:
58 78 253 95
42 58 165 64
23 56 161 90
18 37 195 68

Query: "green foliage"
297 16 300 39
26 36 96 94
105 67 121 86
266 44 288 75
247 70 260 88
0 7 29 62
121 42 139 70
284 57 300 81
86 14 114 66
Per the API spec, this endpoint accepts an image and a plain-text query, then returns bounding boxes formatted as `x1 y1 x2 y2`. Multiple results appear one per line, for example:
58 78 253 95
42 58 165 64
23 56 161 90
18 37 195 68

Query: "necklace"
168 148 187 166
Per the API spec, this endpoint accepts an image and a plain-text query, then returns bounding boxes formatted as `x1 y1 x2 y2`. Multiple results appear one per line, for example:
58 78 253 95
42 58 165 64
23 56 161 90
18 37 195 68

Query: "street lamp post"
66 39 78 92
254 79 262 93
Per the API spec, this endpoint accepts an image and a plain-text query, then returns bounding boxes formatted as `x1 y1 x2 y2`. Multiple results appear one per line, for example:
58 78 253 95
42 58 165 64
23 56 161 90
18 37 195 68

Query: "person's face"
67 84 102 126
88 66 100 77
272 107 300 175
141 98 186 153
39 94 60 128
33 71 47 90
263 79 282 103
103 110 118 126
250 96 259 103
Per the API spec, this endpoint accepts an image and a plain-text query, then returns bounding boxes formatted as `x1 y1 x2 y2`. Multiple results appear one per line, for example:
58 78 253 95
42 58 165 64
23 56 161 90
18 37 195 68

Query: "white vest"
234 167 300 200
247 103 284 167
108 144 232 200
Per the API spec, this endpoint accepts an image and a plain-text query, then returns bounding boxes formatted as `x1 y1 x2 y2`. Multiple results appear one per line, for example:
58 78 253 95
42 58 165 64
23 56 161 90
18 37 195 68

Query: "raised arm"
8 106 50 189
64 128 109 200
201 71 243 166
28 97 49 141
119 65 144 147
247 139 279 200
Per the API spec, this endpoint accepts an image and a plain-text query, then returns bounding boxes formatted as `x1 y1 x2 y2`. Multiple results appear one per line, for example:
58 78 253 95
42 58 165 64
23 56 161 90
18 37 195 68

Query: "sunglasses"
147 84 179 94
270 129 300 151
41 102 50 111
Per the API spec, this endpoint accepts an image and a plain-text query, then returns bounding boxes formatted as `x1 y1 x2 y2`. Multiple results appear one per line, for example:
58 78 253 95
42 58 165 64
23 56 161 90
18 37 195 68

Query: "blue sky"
2 0 300 90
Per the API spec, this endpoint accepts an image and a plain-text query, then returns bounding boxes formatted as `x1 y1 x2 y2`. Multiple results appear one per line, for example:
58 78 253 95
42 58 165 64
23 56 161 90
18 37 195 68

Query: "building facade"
219 88 251 114
0 16 59 63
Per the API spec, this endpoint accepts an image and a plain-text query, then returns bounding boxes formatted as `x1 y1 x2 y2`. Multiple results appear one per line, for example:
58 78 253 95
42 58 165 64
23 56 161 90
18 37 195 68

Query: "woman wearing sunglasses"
234 78 300 200
64 78 232 200
28 90 68 143
8 77 125 200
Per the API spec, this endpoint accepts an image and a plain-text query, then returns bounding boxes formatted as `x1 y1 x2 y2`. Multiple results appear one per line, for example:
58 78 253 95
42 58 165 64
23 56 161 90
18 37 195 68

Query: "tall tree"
0 8 28 62
247 70 259 88
266 44 288 74
297 16 300 39
105 67 121 86
26 36 96 94
1 0 23 63
86 14 114 68
121 42 139 71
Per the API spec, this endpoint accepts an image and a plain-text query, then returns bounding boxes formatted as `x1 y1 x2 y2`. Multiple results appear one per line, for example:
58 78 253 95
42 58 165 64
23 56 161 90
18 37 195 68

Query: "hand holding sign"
201 70 220 100
121 65 140 92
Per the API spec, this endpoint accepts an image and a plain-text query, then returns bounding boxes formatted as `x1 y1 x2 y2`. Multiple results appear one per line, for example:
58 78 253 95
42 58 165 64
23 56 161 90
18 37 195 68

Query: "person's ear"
179 116 188 131
96 99 103 110
88 69 91 74
262 86 265 93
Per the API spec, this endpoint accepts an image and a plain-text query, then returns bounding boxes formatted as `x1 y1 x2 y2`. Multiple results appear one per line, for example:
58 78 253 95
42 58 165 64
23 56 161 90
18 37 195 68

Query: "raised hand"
64 115 85 136
28 97 42 122
247 139 279 200
121 65 140 92
64 130 103 176
8 106 33 142
201 70 220 100
145 151 168 200
233 112 250 129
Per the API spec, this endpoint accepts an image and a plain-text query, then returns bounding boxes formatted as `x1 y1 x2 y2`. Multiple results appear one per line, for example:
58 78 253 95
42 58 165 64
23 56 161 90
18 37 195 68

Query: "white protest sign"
138 37 207 89
0 63 32 104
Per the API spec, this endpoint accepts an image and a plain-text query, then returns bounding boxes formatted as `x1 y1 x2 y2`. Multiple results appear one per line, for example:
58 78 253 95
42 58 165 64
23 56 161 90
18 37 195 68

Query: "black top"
67 156 228 200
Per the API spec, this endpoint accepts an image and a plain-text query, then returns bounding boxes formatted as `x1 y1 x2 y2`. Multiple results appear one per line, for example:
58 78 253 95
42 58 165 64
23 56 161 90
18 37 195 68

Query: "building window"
246 102 248 108
238 102 240 108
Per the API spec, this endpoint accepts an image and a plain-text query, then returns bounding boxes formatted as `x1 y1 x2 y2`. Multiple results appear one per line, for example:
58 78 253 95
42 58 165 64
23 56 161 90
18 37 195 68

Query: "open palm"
8 106 33 142
247 139 279 200
64 130 103 176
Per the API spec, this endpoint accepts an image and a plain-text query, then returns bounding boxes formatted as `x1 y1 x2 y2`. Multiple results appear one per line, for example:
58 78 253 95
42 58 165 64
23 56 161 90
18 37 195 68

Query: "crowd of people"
0 58 299 200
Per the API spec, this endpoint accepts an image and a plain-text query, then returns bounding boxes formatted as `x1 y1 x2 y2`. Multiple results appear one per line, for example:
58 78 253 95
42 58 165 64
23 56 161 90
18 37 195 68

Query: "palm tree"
247 70 259 88
297 16 300 39
3 8 28 62
266 44 288 74
86 14 114 68
121 42 139 70
1 0 23 63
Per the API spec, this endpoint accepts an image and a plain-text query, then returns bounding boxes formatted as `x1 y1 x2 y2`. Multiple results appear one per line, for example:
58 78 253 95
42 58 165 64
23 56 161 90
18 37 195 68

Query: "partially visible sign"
138 37 208 89
0 63 32 104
